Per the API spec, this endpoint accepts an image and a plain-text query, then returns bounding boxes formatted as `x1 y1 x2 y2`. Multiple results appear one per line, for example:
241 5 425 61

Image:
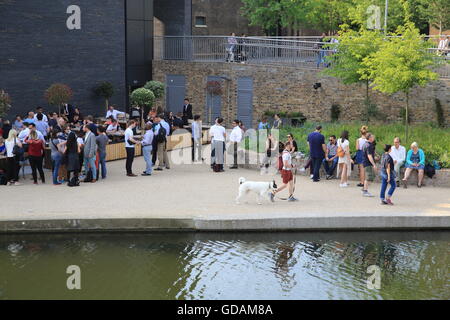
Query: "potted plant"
44 83 73 116
130 88 155 127
0 89 11 118
144 81 165 99
94 82 114 113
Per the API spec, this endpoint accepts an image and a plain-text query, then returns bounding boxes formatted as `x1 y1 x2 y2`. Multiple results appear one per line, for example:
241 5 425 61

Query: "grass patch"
276 122 450 168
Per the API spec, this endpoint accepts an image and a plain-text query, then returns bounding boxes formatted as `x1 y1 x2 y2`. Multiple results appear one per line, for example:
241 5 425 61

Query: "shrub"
144 81 165 99
0 89 11 117
44 83 73 115
435 98 445 128
331 104 341 122
130 88 155 108
94 82 114 112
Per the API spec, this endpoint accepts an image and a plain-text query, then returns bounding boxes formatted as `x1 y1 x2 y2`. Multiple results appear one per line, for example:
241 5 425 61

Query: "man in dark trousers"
182 98 193 125
307 125 326 182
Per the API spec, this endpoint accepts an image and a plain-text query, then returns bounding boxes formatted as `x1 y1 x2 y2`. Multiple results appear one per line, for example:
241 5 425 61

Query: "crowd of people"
0 104 431 206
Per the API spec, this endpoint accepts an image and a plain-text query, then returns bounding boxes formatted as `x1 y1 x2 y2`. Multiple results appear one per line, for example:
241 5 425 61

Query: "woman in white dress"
337 130 353 187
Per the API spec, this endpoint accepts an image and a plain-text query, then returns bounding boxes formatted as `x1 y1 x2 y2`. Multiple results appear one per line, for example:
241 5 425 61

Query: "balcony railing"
153 36 449 79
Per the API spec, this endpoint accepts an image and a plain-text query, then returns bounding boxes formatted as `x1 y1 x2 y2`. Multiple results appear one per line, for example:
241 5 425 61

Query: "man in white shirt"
124 120 140 177
34 107 48 122
390 137 406 186
18 123 45 143
229 119 242 169
209 117 226 172
106 105 126 120
191 115 203 163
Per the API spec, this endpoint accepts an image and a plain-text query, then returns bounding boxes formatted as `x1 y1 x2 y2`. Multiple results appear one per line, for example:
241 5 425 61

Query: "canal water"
0 231 448 300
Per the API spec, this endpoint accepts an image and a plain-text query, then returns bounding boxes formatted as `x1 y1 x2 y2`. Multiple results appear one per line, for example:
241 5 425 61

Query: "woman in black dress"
65 130 81 186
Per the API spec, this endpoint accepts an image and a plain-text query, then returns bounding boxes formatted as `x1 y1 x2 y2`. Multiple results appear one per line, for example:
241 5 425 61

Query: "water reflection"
0 232 448 300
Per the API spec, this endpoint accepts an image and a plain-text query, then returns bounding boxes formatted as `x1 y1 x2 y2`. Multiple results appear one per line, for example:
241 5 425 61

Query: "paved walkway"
1 152 449 232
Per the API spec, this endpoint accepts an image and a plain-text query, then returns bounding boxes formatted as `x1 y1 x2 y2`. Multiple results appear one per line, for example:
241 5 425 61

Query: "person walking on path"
125 120 140 177
25 131 46 184
82 124 98 183
337 131 353 187
191 115 203 163
389 137 406 187
307 125 326 182
96 126 109 180
362 133 377 197
355 126 368 187
229 119 242 169
141 123 154 176
271 142 298 202
380 144 396 205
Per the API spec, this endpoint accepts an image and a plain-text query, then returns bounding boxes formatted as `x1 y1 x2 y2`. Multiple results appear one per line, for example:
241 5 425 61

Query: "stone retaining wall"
153 60 450 127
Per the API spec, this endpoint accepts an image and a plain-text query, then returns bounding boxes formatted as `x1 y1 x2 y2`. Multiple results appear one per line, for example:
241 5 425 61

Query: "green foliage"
0 89 11 117
44 83 73 107
144 81 165 99
417 0 450 35
331 104 341 122
94 82 114 99
280 122 450 168
130 88 155 108
323 27 383 104
435 98 445 127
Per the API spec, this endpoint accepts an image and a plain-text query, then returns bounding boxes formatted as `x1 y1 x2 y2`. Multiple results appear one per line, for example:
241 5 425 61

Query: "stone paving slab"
0 152 449 233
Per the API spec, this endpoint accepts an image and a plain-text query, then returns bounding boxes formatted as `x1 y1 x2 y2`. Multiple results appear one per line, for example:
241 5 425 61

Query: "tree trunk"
405 91 409 143
105 98 109 113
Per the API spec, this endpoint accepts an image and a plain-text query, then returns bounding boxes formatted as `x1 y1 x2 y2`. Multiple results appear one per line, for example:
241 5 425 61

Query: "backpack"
424 163 436 179
83 169 93 183
156 125 167 143
68 176 80 187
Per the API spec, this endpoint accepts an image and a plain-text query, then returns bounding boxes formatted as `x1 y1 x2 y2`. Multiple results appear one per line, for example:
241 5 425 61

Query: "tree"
44 83 73 116
94 82 114 112
363 23 439 141
144 81 165 99
241 0 284 35
323 27 383 110
303 0 352 35
417 0 450 35
0 89 11 118
130 88 155 127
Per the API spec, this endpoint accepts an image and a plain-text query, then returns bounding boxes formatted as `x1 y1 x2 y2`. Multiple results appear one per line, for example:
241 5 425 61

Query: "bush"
94 82 114 111
435 98 445 128
280 122 450 168
331 104 341 122
130 88 155 108
0 89 11 117
144 81 165 99
44 83 73 114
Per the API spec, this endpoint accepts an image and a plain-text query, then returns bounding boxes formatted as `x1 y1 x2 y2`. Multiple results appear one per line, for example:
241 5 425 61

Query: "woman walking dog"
271 142 298 202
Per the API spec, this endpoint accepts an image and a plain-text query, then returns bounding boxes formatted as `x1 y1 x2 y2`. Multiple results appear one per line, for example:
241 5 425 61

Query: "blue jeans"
143 145 153 174
317 50 325 67
322 155 338 176
83 156 97 179
99 151 107 179
52 153 62 184
380 172 396 200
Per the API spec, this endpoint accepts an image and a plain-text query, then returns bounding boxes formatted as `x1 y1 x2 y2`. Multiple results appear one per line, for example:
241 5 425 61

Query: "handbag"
12 138 24 157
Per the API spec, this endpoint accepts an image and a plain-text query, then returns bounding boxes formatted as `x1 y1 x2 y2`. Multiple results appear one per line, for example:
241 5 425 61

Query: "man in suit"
82 124 98 183
62 103 75 123
182 98 193 126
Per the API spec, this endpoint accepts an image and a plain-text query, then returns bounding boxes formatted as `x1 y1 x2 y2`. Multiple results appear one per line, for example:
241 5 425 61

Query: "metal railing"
153 36 450 78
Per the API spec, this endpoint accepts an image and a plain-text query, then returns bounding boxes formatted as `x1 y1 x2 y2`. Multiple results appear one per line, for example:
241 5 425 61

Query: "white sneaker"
363 191 374 197
339 183 348 188
300 168 306 173
310 174 314 179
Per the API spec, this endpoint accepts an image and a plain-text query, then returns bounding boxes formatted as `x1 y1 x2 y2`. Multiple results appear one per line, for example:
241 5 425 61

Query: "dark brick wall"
154 0 191 36
0 0 126 119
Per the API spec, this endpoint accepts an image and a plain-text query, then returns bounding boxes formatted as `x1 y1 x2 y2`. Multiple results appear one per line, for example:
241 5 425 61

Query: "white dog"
236 177 277 205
